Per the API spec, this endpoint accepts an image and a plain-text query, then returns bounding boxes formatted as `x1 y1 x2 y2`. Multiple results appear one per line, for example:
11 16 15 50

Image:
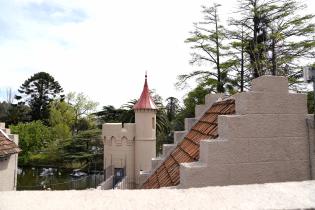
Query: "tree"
165 97 181 122
10 121 52 164
49 100 75 143
227 20 252 92
172 85 209 131
66 92 98 134
15 72 64 122
180 4 231 93
231 0 315 83
94 105 126 123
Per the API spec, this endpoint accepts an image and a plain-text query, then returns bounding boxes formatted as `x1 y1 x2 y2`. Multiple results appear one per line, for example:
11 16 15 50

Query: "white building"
0 123 21 191
102 74 157 188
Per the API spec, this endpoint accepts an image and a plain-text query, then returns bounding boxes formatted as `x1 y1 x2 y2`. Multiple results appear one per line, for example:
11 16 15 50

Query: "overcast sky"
0 0 314 109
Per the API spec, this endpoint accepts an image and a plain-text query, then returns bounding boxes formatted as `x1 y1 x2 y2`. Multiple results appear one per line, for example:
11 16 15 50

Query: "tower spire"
133 72 157 110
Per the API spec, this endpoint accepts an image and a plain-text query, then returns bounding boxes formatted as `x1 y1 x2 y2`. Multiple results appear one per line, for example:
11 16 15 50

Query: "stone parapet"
235 92 306 115
218 114 307 139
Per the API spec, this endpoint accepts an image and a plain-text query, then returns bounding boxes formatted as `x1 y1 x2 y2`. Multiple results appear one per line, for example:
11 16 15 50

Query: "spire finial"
145 71 147 79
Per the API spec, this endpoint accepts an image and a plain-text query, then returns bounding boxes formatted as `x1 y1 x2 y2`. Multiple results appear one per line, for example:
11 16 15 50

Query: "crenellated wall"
102 123 136 183
180 76 312 188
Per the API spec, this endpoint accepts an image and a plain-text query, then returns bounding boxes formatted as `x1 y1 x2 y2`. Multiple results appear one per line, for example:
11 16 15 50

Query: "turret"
133 73 157 184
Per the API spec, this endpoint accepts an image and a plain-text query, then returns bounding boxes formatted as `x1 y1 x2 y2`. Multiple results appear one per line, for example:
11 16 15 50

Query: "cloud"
22 2 87 25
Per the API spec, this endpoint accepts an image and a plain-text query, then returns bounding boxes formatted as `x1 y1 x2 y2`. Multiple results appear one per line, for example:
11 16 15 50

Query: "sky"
0 0 314 109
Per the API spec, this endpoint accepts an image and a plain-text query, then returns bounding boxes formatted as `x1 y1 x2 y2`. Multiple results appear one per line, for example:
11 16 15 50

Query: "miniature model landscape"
1 0 315 209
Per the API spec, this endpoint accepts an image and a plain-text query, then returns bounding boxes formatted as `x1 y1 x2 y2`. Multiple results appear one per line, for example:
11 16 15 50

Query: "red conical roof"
133 74 157 110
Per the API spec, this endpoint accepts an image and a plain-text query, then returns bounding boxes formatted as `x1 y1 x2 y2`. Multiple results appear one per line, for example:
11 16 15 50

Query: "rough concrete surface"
1 181 315 210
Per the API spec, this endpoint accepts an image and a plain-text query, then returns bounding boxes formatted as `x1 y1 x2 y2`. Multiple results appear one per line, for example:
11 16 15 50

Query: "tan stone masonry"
179 76 312 188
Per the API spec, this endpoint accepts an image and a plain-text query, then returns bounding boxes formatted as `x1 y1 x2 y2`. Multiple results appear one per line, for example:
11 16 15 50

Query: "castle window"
109 136 115 146
152 117 155 129
121 136 127 145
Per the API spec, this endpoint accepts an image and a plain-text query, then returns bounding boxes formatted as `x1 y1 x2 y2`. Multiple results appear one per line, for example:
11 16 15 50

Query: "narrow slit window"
152 117 155 129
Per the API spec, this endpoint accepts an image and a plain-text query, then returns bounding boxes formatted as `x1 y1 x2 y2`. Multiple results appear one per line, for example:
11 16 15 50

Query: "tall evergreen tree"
15 72 64 122
179 4 231 93
231 0 315 83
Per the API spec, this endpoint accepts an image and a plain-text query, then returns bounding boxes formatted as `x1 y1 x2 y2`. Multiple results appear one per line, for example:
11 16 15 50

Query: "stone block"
235 92 307 115
184 118 197 131
5 128 10 134
229 161 288 185
205 93 224 106
0 122 5 129
251 76 288 93
162 144 176 157
151 157 162 170
247 137 308 162
195 104 207 118
199 138 249 165
218 114 307 139
180 162 230 188
174 131 187 144
229 160 309 185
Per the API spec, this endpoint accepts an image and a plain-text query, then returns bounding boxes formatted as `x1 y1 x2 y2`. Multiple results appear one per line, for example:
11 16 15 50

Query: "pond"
17 167 105 190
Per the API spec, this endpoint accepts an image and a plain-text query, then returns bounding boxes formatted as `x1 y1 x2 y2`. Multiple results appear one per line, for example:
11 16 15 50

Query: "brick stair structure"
179 76 311 188
142 76 314 189
149 94 224 172
142 98 234 188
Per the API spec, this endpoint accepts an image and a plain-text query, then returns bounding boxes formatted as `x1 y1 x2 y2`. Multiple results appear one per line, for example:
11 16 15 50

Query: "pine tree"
15 72 64 122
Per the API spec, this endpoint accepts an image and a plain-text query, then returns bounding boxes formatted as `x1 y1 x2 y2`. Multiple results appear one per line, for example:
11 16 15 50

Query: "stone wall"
102 123 135 187
180 76 311 188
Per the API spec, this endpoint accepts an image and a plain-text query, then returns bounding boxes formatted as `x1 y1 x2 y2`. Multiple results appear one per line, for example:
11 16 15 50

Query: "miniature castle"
102 74 157 188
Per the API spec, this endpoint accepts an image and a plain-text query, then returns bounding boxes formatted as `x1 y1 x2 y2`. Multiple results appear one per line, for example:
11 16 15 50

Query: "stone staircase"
149 94 224 175
179 76 313 188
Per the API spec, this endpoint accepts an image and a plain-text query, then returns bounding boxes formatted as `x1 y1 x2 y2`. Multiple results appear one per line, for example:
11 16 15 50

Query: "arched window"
109 136 115 146
122 136 128 145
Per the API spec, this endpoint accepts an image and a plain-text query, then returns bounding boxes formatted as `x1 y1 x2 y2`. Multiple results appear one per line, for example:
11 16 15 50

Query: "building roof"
0 129 21 157
133 74 157 110
141 99 235 189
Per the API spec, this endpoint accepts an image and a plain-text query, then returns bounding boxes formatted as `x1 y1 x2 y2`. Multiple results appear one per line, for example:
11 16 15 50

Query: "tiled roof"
141 99 235 189
0 130 21 157
133 74 157 110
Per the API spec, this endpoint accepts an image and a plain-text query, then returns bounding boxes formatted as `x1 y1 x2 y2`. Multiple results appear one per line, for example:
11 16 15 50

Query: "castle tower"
133 73 157 183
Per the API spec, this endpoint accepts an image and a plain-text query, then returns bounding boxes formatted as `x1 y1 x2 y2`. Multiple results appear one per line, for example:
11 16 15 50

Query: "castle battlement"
102 123 135 147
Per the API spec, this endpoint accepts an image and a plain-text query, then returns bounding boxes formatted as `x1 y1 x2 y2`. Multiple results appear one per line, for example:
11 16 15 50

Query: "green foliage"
165 97 181 122
49 101 75 127
172 86 209 131
10 121 52 164
230 0 315 87
182 0 315 95
182 4 232 93
66 92 98 133
15 72 64 123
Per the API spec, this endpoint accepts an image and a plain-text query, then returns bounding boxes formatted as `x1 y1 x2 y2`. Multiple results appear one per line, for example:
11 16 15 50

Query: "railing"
18 172 105 191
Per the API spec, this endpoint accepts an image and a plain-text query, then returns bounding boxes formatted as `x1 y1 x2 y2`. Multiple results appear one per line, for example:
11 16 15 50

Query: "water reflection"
17 167 104 190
